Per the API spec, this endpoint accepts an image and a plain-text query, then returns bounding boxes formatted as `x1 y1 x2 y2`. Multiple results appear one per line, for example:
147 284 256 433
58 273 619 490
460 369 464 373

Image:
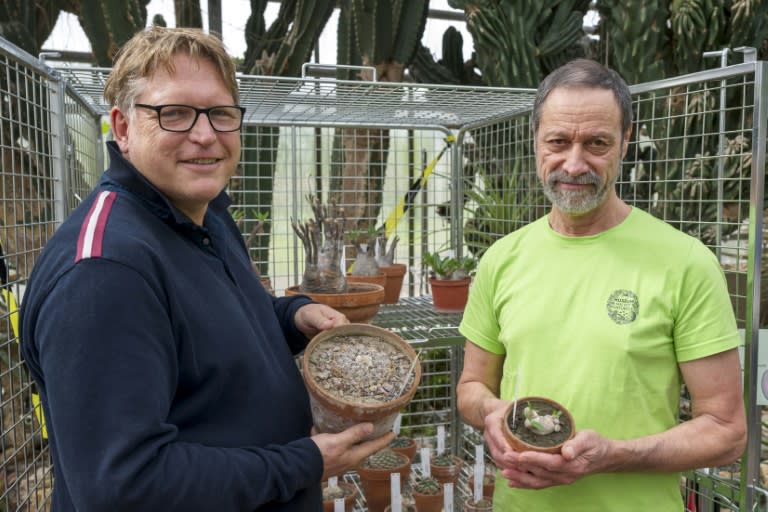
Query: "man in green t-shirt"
457 59 746 511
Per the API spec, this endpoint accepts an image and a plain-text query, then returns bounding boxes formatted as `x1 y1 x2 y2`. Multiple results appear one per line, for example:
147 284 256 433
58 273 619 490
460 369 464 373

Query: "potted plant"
346 228 387 289
429 451 463 485
286 196 385 322
464 496 493 511
322 480 357 512
375 235 407 304
468 464 496 501
388 435 417 461
356 449 411 512
302 323 422 438
423 251 477 312
502 396 575 454
411 476 443 512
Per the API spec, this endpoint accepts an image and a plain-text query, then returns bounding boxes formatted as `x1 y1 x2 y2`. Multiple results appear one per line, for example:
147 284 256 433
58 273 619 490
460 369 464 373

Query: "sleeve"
673 241 742 362
459 246 506 355
30 259 323 511
272 293 315 355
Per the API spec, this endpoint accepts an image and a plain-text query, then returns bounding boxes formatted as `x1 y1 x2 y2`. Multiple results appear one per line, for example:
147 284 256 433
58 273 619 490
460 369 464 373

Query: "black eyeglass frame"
134 103 246 133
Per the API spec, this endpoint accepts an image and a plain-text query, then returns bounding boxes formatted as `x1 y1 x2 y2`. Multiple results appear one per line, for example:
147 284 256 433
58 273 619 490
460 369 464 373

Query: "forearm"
604 413 746 473
457 380 506 431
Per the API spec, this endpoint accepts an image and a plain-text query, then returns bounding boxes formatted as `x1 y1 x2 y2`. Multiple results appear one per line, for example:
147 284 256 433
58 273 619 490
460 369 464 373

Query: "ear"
110 106 130 153
620 126 632 159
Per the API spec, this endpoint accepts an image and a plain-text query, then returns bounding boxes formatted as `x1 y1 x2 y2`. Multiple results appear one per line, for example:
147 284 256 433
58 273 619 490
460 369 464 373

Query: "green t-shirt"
459 207 740 512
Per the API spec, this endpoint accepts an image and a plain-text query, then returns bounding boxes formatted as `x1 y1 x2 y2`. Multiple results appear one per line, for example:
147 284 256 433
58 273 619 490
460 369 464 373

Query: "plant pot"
285 282 385 323
502 396 575 454
383 505 417 512
428 277 471 312
347 273 388 289
430 454 463 485
468 474 495 501
322 481 357 512
379 263 407 304
388 436 417 461
302 323 422 438
356 450 411 512
464 496 493 511
412 482 444 512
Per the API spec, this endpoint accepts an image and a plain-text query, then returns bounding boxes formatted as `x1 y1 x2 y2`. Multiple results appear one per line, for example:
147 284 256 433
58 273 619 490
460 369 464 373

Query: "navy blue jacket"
20 142 323 511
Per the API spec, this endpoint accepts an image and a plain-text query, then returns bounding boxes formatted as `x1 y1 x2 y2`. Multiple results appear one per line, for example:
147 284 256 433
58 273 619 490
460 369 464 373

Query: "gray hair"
532 59 633 136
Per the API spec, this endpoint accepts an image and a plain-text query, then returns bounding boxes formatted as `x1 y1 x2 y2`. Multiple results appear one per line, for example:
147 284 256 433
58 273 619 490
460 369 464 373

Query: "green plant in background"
423 251 476 280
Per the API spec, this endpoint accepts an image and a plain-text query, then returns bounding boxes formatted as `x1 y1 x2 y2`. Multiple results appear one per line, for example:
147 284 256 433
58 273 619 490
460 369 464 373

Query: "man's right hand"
312 423 396 480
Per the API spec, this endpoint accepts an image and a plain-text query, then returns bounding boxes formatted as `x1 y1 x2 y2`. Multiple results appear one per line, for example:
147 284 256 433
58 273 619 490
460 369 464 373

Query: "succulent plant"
363 448 407 469
389 436 414 449
431 452 457 466
412 476 441 495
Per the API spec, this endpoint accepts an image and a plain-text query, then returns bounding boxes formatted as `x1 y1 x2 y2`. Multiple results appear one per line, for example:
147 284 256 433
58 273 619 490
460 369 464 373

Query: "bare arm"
456 340 512 467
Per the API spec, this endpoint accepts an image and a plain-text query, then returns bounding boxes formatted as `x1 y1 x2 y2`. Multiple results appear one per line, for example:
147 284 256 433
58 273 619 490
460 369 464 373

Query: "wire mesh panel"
0 40 103 511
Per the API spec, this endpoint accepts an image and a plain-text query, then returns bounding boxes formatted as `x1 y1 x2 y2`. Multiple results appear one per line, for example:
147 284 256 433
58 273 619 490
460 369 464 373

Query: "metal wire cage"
0 37 765 511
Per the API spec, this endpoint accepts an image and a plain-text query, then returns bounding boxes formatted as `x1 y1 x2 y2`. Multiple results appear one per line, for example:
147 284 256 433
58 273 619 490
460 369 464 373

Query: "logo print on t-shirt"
606 289 639 324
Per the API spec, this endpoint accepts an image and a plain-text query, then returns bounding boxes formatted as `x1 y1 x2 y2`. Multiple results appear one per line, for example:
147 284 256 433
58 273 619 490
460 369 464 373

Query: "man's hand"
312 423 396 480
294 303 349 339
500 430 612 489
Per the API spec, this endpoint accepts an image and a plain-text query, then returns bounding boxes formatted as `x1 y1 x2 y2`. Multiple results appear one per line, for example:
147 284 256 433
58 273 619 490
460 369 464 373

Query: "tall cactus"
77 0 149 66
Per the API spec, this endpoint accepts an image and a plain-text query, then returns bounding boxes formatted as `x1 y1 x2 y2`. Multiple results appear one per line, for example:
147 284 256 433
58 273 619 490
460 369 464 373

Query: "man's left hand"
294 303 349 339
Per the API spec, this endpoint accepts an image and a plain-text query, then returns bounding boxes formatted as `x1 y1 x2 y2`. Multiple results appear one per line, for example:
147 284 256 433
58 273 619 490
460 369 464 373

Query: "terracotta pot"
302 323 422 438
430 454 463 485
379 263 407 304
412 486 444 512
428 277 471 312
388 436 417 461
347 273 387 289
502 396 575 454
468 474 495 501
464 496 493 511
356 451 411 512
383 505 417 512
322 481 357 512
284 282 385 323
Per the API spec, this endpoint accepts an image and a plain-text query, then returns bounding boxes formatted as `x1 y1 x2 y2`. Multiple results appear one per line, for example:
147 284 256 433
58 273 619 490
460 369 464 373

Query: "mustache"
547 169 602 186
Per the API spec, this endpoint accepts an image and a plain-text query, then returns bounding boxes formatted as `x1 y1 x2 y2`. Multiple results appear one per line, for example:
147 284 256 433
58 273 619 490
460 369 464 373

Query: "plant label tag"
443 482 454 511
421 447 431 476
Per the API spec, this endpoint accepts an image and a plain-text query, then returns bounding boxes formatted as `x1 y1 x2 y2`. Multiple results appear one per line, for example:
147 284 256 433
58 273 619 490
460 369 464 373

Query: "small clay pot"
388 436 417 461
322 481 357 512
379 263 407 304
464 496 493 511
412 485 444 512
356 450 412 512
383 505 417 512
502 396 575 454
428 276 471 312
429 454 463 485
468 474 495 501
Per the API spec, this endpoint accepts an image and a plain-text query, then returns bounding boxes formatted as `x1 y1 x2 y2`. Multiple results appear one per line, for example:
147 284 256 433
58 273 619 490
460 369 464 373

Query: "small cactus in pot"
411 476 444 512
356 449 411 512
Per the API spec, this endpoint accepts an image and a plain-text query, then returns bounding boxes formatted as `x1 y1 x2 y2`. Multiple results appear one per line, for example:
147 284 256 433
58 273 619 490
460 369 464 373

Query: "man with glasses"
20 26 394 511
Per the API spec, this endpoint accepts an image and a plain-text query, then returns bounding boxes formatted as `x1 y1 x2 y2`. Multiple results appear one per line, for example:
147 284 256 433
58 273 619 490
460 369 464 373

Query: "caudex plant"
346 227 380 277
523 401 562 435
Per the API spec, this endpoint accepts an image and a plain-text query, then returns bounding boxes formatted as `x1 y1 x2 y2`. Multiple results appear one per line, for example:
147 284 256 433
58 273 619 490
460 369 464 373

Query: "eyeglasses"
134 104 246 132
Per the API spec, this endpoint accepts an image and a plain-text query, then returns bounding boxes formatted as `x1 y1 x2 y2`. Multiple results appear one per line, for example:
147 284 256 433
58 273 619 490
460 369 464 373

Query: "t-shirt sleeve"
459 246 506 355
673 240 742 362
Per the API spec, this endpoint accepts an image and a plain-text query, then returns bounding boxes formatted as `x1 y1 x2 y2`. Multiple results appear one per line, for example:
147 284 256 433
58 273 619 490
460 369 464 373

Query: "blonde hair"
103 26 239 110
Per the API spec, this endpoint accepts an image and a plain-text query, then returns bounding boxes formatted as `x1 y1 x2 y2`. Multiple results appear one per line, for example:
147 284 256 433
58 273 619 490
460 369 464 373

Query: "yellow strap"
0 257 48 439
383 135 455 238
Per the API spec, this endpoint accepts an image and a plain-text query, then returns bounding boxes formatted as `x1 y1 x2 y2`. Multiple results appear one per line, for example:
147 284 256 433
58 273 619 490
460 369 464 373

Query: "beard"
541 168 615 215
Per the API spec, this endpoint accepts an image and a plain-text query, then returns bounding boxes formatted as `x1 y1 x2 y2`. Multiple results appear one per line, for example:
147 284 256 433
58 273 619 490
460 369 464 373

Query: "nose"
561 144 591 175
188 112 217 143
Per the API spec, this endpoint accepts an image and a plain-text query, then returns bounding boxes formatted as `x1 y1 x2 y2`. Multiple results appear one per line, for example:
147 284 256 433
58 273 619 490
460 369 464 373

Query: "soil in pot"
303 324 421 439
356 449 411 512
502 396 575 454
322 481 357 512
388 436 417 461
430 453 463 485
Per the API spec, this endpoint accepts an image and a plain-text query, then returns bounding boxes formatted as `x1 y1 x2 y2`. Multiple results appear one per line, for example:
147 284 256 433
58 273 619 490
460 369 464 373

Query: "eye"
160 106 191 119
